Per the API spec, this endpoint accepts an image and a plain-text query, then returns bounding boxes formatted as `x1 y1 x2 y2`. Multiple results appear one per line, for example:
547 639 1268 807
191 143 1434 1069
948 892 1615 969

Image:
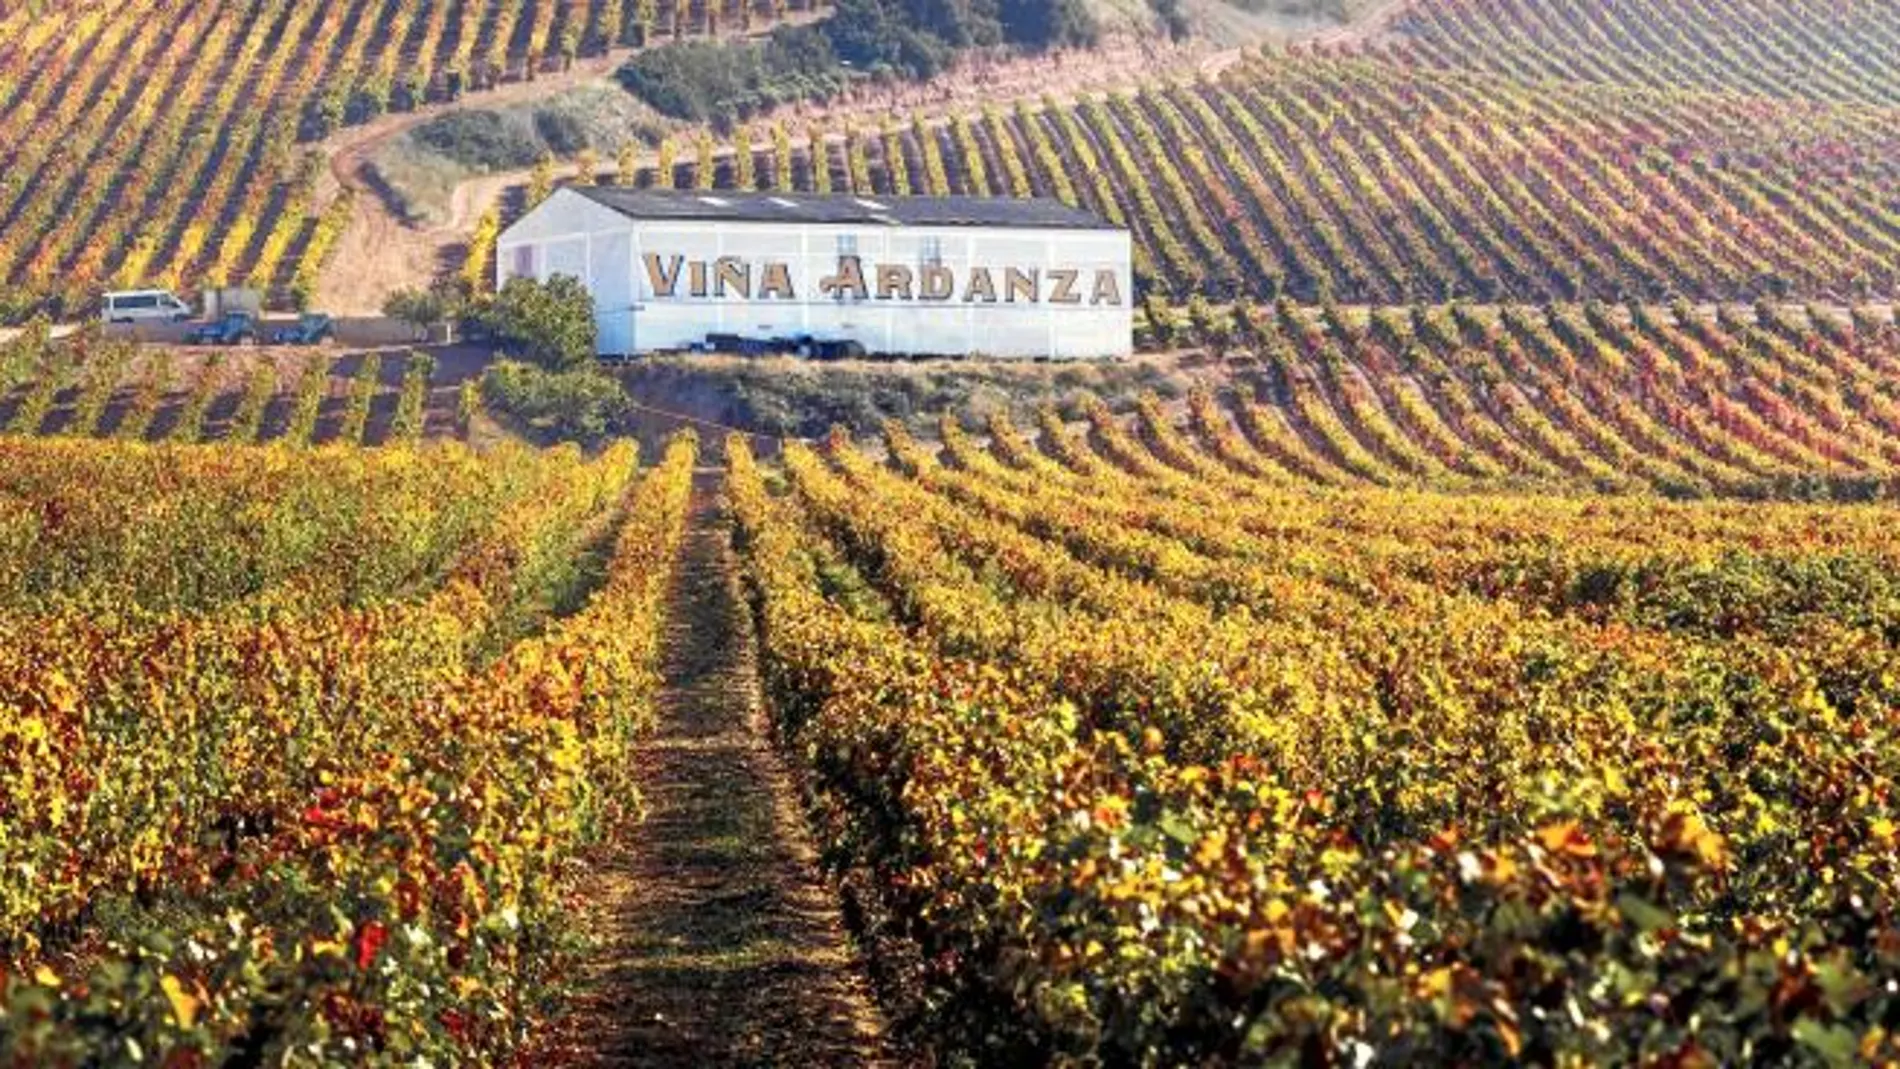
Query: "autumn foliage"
726 411 1900 1063
0 433 696 1063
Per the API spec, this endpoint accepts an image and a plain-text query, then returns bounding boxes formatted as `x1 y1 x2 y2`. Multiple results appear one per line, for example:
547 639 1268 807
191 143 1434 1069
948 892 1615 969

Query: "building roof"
569 186 1121 231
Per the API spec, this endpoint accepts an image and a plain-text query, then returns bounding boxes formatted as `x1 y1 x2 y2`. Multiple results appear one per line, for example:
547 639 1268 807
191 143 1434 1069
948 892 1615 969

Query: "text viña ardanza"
641 252 1125 306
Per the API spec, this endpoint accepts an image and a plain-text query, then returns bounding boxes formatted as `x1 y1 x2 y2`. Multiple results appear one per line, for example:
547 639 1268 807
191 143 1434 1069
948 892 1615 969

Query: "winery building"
495 187 1133 359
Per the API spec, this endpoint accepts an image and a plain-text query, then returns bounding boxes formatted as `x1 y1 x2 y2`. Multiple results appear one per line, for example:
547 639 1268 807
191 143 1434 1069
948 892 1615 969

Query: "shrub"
411 110 543 169
481 275 596 372
481 360 626 445
615 28 848 128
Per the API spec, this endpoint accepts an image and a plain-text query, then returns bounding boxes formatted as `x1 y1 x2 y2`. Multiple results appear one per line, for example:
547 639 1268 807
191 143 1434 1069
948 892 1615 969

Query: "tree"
481 360 627 445
384 279 467 341
575 146 600 185
999 0 1097 49
617 142 640 186
482 275 597 371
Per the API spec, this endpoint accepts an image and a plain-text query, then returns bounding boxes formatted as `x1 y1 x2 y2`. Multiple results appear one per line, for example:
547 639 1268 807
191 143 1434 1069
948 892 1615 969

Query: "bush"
482 360 627 445
411 110 543 169
617 30 848 128
617 3 1092 124
481 275 597 372
384 287 449 341
533 109 589 156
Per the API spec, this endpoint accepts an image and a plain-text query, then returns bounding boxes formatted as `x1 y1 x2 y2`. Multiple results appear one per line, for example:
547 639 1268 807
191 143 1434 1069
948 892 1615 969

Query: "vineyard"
1384 0 1900 106
7 0 1899 323
7 317 1900 1058
0 327 480 445
8 0 1900 1059
729 406 1900 1062
1144 299 1900 500
20 298 1900 500
585 50 1900 305
0 429 697 1061
0 0 815 322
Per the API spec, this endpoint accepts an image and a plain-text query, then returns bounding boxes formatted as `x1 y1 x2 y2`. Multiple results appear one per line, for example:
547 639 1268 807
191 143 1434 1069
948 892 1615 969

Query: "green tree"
385 280 467 341
384 287 446 341
482 360 626 445
482 275 597 372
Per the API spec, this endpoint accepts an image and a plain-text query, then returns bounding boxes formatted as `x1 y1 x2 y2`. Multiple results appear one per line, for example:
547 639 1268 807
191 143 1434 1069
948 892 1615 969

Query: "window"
919 236 944 268
123 294 157 310
511 244 535 279
836 234 857 257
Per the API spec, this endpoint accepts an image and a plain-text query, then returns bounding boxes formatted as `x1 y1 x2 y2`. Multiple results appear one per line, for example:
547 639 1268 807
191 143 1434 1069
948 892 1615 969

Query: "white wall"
497 189 1133 359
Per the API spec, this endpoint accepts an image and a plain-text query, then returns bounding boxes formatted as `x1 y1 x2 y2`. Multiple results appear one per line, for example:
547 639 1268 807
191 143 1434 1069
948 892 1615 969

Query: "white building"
495 187 1132 359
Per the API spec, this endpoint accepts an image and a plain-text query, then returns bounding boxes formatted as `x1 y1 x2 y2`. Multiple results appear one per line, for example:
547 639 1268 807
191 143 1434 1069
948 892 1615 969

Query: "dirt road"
546 474 895 1067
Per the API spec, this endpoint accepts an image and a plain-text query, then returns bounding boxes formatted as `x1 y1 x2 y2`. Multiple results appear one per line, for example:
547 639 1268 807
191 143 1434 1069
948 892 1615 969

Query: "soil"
544 474 895 1067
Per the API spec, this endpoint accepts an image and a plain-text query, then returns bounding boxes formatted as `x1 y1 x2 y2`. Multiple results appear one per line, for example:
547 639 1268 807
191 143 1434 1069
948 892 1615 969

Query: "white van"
102 289 193 324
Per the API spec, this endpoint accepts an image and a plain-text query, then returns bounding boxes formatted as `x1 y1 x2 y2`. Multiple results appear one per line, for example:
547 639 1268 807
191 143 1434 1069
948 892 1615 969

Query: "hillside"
0 0 819 322
14 297 1900 505
16 0 1892 320
434 0 1900 310
12 1 1900 1064
1385 0 1900 105
589 58 1900 304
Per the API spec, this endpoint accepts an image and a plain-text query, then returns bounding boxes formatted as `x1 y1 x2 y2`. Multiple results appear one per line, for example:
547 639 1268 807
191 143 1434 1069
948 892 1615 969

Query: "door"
598 308 633 357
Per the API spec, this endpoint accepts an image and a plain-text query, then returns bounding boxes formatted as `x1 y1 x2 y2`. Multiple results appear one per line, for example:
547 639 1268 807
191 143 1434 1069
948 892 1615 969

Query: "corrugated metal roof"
570 186 1120 231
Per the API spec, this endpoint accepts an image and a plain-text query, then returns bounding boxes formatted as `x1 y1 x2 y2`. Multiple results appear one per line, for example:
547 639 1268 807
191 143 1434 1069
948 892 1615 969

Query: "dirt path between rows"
548 472 895 1067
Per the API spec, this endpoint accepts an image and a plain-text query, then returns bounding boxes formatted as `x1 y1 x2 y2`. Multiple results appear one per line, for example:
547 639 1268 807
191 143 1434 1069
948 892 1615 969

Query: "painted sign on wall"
642 254 1125 307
